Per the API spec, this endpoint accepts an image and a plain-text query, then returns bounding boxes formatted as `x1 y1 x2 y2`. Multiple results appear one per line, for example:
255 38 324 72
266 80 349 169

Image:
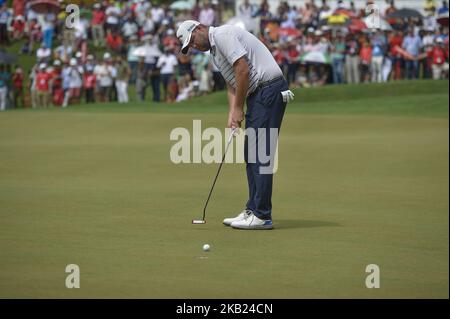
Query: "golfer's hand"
228 109 244 129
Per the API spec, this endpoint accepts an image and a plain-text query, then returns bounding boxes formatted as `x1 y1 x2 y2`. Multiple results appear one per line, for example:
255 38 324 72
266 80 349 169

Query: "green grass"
0 81 448 298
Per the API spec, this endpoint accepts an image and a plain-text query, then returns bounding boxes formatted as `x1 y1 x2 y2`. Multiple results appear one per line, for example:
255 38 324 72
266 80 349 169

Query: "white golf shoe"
223 209 253 226
230 212 274 230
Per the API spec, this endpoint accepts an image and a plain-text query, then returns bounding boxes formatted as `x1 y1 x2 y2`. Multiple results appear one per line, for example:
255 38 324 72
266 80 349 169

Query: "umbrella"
437 12 449 26
319 14 351 27
0 51 17 64
132 45 162 58
169 0 194 11
334 9 358 18
299 51 331 64
278 27 301 38
364 17 393 31
28 0 61 14
348 19 367 32
386 8 423 20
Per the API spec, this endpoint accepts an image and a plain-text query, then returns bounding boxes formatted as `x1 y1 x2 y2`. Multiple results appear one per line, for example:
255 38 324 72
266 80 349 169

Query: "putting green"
0 81 448 298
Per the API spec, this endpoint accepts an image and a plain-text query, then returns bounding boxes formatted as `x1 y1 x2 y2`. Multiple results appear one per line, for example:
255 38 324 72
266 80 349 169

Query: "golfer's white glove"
281 90 295 103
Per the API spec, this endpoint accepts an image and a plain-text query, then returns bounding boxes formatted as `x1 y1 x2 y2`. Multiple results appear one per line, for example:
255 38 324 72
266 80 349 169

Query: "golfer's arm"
232 57 250 112
226 84 235 111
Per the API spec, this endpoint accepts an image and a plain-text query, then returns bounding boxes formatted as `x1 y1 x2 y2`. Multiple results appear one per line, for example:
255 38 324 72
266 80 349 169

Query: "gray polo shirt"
208 25 283 95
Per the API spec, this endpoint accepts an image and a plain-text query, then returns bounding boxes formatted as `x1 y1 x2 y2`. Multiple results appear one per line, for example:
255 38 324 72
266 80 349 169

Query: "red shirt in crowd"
92 10 106 25
12 20 25 33
12 72 24 89
84 73 97 89
35 72 51 92
287 47 300 62
360 45 372 64
428 46 449 65
50 69 62 89
389 34 404 56
106 33 123 51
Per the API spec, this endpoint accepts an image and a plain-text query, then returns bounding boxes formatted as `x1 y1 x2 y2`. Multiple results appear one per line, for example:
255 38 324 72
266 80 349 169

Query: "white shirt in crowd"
67 67 82 89
151 7 165 24
208 25 283 95
157 54 178 74
199 8 215 26
36 47 51 60
122 21 138 38
94 64 117 87
106 6 121 25
136 1 152 25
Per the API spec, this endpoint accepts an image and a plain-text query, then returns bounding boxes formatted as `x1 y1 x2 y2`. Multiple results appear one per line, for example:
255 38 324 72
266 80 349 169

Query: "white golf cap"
176 20 200 55
103 52 111 60
53 59 61 66
70 58 77 66
39 63 47 70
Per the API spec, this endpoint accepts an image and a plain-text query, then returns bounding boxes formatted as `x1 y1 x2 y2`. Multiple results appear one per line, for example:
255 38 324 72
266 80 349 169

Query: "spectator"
157 48 178 102
330 31 346 84
167 76 179 102
50 60 63 106
12 65 24 108
286 37 300 85
36 44 51 64
105 2 121 33
199 64 212 95
360 39 373 83
12 16 26 40
122 15 139 43
63 58 82 107
371 31 387 83
0 3 10 45
28 18 42 54
43 11 56 49
389 29 404 80
91 3 106 47
199 1 215 26
429 37 449 79
115 57 131 103
385 0 397 16
35 63 52 108
136 57 148 102
345 34 361 84
438 0 449 15
402 28 422 79
106 30 124 54
0 64 9 110
127 36 139 84
151 4 165 30
94 53 115 102
84 66 96 103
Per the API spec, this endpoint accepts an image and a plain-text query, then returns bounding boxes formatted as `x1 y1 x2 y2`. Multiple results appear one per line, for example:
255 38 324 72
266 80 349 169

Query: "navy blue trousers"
244 77 288 220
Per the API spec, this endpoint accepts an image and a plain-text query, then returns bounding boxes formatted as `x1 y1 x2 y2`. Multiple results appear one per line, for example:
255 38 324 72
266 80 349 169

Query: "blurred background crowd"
0 0 448 110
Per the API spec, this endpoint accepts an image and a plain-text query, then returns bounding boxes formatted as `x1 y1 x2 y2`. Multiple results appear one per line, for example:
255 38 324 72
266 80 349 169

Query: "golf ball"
203 244 210 252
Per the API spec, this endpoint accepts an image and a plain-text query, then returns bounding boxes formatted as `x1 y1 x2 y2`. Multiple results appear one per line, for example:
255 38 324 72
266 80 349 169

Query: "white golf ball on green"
203 244 210 252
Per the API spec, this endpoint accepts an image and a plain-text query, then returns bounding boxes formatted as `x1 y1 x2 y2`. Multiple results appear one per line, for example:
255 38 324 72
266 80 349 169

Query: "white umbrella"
299 51 331 64
133 45 162 58
170 0 194 11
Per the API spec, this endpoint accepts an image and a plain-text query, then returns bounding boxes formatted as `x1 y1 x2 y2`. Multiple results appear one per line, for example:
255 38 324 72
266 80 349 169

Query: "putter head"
192 220 206 224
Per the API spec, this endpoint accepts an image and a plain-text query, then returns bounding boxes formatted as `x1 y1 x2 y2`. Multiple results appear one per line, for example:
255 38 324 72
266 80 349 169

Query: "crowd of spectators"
0 0 448 110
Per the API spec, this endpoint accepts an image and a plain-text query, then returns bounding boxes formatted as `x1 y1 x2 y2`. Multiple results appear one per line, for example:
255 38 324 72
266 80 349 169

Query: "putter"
192 128 237 224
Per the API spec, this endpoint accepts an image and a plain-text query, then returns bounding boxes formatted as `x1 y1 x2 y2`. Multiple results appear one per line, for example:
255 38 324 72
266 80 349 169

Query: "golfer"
177 21 294 230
